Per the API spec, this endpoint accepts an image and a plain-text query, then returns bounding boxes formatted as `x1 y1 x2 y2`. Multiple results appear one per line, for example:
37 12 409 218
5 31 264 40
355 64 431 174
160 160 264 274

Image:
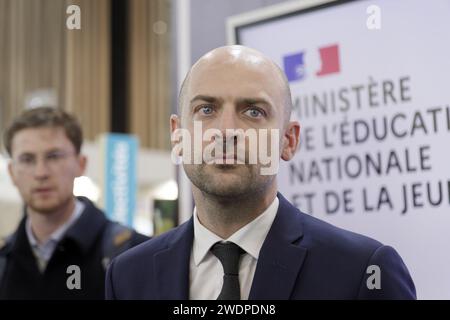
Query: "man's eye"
200 105 214 115
19 156 34 164
47 153 61 161
244 107 264 118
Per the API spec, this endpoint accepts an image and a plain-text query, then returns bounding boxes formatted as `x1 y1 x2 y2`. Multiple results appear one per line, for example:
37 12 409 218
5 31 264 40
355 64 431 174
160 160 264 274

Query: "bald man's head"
171 45 301 200
178 45 293 125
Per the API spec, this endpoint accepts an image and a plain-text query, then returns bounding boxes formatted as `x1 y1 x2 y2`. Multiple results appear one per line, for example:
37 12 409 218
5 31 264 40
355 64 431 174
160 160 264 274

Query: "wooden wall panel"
0 0 110 146
0 0 171 151
129 0 171 150
64 0 110 140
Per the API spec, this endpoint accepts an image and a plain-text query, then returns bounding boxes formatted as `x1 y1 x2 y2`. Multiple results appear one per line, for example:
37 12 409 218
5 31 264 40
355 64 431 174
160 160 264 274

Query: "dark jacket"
0 197 149 300
106 193 416 300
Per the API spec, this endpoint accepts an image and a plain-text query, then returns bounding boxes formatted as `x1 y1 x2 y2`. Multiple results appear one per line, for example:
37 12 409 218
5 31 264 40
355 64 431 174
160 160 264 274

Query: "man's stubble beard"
27 193 73 216
184 162 275 200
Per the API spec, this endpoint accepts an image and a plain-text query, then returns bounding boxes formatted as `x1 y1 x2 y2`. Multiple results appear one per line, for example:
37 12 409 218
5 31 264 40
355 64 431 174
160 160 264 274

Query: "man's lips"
210 159 247 167
214 154 246 162
201 150 248 164
33 187 54 194
221 154 237 160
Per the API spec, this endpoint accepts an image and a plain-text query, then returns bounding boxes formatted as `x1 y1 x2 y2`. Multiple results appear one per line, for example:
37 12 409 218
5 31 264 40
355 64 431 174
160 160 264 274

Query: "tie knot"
211 242 244 275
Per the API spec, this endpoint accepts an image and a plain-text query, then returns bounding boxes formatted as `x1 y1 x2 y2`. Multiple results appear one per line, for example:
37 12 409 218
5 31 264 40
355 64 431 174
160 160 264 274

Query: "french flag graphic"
283 51 306 82
316 44 340 77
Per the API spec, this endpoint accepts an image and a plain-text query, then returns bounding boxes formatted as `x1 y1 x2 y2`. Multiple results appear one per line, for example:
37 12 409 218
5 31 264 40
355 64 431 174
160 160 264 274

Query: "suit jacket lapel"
154 219 194 299
249 193 307 299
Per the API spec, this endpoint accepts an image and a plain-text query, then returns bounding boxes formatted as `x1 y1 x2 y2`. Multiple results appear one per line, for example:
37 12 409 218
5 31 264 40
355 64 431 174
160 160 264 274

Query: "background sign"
230 0 450 298
101 133 138 227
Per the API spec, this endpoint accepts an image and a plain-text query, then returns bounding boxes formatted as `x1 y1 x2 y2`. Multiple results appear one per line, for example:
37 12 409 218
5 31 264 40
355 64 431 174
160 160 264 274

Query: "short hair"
3 107 83 156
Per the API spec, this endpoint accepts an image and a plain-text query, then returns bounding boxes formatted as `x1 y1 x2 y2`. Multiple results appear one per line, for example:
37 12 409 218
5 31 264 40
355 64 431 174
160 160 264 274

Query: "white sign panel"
230 0 450 299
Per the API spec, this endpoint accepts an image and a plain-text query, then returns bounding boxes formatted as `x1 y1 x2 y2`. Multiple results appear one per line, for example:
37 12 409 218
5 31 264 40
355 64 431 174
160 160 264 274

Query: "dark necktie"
211 241 245 300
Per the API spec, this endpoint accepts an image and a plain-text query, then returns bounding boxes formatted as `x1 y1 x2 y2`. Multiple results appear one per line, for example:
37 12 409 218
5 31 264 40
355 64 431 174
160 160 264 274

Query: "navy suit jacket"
106 193 416 299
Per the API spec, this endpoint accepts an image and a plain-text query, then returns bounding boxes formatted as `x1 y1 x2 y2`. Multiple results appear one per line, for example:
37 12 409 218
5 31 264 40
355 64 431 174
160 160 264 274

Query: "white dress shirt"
189 196 279 300
25 199 85 272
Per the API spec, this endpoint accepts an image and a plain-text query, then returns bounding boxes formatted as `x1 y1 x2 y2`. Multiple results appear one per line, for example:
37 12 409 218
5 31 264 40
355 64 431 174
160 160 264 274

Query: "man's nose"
214 108 241 149
216 106 238 133
33 159 51 178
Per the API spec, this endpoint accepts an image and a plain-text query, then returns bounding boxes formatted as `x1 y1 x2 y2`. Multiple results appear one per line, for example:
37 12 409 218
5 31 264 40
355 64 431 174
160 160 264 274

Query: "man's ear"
170 114 182 148
76 154 87 177
7 161 18 187
281 121 300 161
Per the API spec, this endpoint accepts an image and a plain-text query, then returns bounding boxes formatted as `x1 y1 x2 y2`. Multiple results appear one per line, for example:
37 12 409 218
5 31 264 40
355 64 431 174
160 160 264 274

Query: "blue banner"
102 133 138 227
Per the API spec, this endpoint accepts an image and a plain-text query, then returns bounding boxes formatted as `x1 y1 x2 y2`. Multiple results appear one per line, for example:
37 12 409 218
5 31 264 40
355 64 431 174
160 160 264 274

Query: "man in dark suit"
0 107 148 299
106 45 416 300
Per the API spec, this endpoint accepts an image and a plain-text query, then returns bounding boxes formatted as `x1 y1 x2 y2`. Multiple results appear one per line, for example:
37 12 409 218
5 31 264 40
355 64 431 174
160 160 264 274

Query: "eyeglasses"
12 150 76 172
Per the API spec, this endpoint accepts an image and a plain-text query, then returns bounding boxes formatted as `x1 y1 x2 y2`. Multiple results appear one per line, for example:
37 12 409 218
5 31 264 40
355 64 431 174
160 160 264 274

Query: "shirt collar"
25 199 85 249
192 196 279 266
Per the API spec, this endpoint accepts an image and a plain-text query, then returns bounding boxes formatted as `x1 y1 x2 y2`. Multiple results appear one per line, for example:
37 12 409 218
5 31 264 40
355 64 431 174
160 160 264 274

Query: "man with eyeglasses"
0 107 148 299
